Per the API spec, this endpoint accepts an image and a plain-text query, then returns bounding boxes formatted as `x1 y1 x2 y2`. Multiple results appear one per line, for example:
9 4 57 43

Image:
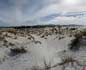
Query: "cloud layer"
0 0 86 26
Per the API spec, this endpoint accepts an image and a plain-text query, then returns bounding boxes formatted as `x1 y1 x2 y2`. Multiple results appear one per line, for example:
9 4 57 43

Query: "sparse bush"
44 38 47 39
41 35 45 38
34 41 41 44
7 29 17 35
31 66 42 70
0 36 4 41
3 39 8 47
58 57 80 70
70 28 76 31
9 47 27 56
69 31 86 51
3 39 8 43
58 36 64 40
28 35 35 40
60 56 86 70
0 31 2 35
9 42 15 46
59 57 75 66
69 37 80 51
13 36 17 39
31 60 51 70
69 33 83 51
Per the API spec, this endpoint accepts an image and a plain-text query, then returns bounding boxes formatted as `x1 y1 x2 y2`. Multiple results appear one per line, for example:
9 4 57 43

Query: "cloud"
0 0 86 26
46 16 81 25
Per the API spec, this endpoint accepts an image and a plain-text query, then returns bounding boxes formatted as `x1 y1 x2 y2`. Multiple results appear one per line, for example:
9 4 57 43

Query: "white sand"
0 27 86 70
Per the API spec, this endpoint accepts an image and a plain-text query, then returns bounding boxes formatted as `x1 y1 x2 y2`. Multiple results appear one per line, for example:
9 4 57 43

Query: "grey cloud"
0 0 86 26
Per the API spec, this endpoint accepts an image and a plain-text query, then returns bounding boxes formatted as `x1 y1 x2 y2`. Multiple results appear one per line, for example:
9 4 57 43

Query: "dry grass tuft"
0 28 17 35
9 47 27 56
6 29 17 35
31 60 51 70
69 30 86 51
0 36 4 41
9 42 15 46
59 57 76 66
69 37 80 51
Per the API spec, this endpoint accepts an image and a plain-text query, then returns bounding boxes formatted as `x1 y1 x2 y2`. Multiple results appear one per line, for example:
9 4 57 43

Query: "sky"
0 0 86 26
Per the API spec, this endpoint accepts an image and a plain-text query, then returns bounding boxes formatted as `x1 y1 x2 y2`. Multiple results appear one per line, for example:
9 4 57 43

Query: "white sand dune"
0 26 86 70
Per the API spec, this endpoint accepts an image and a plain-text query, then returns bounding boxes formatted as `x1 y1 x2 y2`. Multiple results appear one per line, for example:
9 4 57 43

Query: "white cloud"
0 0 86 26
32 0 86 25
32 0 86 21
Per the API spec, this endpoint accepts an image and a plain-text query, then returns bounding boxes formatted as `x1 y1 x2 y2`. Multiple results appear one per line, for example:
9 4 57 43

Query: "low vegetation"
69 30 86 51
31 60 51 70
5 28 17 35
31 56 86 70
9 47 27 56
